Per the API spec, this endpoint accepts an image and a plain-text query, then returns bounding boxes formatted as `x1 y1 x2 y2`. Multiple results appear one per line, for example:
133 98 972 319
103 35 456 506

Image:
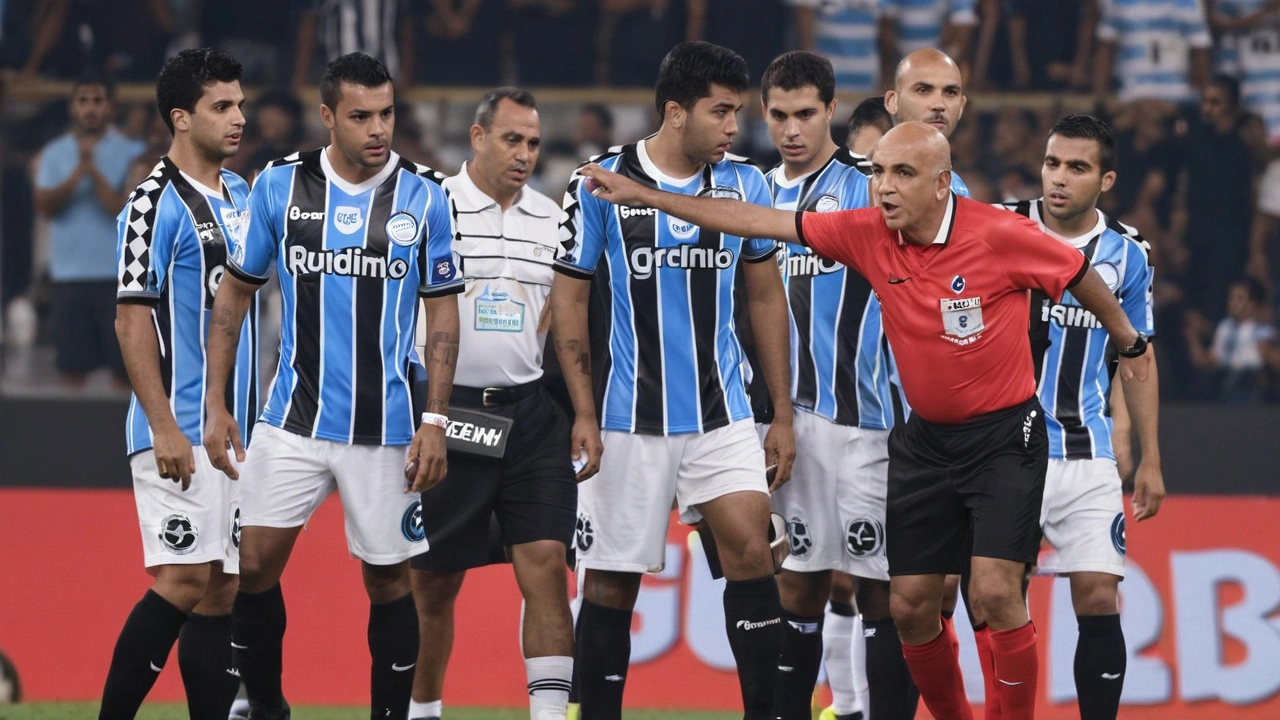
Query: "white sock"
850 614 869 715
527 655 574 720
408 699 442 720
823 607 857 714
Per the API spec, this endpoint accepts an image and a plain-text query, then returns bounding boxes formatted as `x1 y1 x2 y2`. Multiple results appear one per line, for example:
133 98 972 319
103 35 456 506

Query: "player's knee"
512 542 570 598
411 570 465 615
362 561 410 603
153 564 212 611
970 580 1026 626
582 569 642 610
778 570 830 616
1072 579 1120 617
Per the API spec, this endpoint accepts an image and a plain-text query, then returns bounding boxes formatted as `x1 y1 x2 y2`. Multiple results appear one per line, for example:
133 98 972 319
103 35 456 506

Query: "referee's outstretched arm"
578 163 801 245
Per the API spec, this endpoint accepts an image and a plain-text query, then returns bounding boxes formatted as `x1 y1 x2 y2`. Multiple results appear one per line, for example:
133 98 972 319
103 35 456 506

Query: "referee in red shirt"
577 121 1151 720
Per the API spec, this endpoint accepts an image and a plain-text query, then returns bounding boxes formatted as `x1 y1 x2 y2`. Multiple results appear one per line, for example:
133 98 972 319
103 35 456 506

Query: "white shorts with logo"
131 446 241 573
1037 458 1126 577
239 423 426 564
575 419 768 574
769 410 891 579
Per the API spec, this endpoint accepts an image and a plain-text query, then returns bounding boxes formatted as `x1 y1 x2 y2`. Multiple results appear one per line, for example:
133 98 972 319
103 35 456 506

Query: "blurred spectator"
575 103 615 156
19 0 174 81
790 0 882 91
201 0 297 85
1094 0 1211 102
241 90 304 178
1179 75 1267 319
32 73 142 385
510 0 598 86
1186 277 1278 403
416 0 505 86
597 0 686 87
1251 154 1280 293
294 0 411 88
1106 102 1181 220
981 106 1040 184
879 0 978 86
688 0 787 84
845 95 893 154
1212 0 1280 144
1002 0 1095 90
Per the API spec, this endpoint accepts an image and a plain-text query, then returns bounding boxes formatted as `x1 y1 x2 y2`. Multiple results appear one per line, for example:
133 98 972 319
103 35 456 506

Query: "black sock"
864 617 920 720
232 584 287 711
369 594 419 720
774 611 823 720
829 601 855 617
99 590 188 720
723 575 783 720
1075 614 1126 720
178 613 239 720
574 599 632 720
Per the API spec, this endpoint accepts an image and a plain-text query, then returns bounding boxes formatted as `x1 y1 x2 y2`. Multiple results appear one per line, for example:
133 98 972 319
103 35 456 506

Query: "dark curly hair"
156 48 242 135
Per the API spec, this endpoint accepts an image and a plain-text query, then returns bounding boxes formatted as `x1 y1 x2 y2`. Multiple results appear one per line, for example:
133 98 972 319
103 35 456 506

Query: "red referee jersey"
797 193 1090 424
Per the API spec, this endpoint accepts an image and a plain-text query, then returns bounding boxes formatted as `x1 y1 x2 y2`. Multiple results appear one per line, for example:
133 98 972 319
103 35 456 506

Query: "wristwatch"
1117 331 1149 358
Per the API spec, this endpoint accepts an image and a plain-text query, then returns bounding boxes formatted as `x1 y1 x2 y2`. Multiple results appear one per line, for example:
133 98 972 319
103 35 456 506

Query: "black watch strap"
1118 331 1149 358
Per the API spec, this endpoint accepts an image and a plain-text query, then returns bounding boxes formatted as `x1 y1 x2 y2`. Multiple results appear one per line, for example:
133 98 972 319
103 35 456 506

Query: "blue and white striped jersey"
789 0 882 90
1004 200 1155 461
882 0 977 57
229 148 462 446
769 149 904 428
555 140 779 436
116 158 259 456
1214 0 1280 142
1097 0 1212 102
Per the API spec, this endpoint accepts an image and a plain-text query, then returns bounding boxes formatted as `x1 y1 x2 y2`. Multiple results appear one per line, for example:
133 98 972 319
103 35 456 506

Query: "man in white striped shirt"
1094 0 1212 102
792 0 883 91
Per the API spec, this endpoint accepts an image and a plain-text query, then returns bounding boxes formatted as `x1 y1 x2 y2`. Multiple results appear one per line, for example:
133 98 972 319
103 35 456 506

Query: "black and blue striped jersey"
116 158 259 455
229 148 462 446
555 140 779 436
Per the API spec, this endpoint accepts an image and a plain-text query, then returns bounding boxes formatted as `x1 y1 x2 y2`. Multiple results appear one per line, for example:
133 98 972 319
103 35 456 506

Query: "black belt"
452 380 540 408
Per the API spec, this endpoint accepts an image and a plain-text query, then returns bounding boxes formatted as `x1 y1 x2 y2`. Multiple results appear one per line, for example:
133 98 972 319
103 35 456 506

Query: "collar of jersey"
450 162 551 217
320 146 400 195
637 138 701 188
1033 198 1104 249
176 167 228 202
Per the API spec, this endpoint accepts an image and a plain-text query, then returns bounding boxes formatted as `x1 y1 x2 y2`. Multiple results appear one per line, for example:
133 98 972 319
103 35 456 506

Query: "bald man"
576 122 1155 720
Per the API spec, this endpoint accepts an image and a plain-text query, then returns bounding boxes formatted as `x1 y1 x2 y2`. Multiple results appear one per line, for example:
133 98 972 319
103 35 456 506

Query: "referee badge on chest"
474 284 525 332
940 296 983 339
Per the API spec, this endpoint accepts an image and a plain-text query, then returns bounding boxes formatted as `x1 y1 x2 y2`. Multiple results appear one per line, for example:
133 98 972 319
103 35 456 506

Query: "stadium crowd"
0 1 1277 400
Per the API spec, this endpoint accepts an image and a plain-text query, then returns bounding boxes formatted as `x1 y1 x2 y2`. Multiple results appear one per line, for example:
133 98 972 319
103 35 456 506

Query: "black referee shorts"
885 395 1048 576
410 382 577 574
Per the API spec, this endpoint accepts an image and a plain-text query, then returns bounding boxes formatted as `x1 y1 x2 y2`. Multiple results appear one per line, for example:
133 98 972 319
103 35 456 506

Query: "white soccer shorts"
574 418 768 573
769 410 891 579
131 445 241 573
1037 458 1126 577
238 423 426 564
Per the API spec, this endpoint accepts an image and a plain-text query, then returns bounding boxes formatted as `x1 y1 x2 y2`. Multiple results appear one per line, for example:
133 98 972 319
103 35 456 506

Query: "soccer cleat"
818 707 864 720
246 700 290 720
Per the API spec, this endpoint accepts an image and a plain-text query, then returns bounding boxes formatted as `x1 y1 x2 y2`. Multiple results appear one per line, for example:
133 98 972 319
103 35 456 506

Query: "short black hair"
847 96 893 140
1233 276 1267 304
1048 114 1116 175
474 87 537 130
760 51 835 106
1210 73 1242 109
73 69 115 99
654 41 750 117
581 103 614 131
320 52 393 111
155 48 242 135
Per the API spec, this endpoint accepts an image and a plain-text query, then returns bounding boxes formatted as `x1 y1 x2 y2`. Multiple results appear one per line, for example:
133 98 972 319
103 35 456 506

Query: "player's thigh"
1039 458 1126 578
838 425 891 582
885 420 968 577
131 446 240 572
411 451 504 574
574 430 681 574
964 399 1048 567
773 411 852 573
676 418 769 524
332 442 425 565
238 423 335 530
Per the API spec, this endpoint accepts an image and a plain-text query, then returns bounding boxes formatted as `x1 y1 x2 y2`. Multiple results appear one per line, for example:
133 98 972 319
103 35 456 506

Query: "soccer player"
993 114 1164 720
104 48 255 720
407 88 575 720
886 48 970 198
755 51 881 720
848 96 894 156
203 53 462 720
576 119 1153 720
550 41 796 720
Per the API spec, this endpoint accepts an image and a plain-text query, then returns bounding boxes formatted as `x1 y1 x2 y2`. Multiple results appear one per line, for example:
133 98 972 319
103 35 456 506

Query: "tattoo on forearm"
426 399 447 414
555 338 591 375
428 332 459 368
213 306 238 339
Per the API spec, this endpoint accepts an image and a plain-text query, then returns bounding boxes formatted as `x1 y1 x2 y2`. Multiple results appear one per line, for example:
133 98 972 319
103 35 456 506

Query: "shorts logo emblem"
787 517 812 557
1110 513 1126 556
402 501 425 543
575 513 594 553
159 514 198 555
845 518 884 558
230 507 241 549
1022 409 1038 447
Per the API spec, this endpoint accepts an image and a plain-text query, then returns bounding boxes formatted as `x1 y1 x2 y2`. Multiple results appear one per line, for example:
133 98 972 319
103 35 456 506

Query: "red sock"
973 624 1003 720
901 616 974 720
989 621 1039 720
